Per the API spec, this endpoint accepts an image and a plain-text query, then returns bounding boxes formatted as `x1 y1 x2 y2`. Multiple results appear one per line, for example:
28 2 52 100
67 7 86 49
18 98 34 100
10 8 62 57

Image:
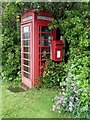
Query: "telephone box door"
21 23 32 88
38 24 54 76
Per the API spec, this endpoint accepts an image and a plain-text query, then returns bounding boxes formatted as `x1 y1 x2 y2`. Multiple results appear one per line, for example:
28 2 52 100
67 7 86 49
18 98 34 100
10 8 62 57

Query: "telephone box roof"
21 9 53 18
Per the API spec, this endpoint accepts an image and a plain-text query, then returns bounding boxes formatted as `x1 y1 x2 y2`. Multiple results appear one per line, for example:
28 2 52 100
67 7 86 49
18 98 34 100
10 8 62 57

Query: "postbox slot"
56 44 61 46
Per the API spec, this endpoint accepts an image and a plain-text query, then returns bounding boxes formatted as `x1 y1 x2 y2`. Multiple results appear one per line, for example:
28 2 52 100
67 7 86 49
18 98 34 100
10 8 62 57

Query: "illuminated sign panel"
23 16 32 22
37 16 53 21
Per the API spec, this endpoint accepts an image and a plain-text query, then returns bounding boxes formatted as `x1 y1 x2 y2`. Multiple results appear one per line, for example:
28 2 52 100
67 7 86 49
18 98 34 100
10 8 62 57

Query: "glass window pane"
41 33 51 40
24 54 30 59
24 66 30 72
23 26 29 33
23 33 29 39
46 54 50 59
23 40 30 46
41 47 50 53
41 26 50 32
24 72 29 78
24 60 29 66
42 40 50 46
23 47 30 52
41 34 51 46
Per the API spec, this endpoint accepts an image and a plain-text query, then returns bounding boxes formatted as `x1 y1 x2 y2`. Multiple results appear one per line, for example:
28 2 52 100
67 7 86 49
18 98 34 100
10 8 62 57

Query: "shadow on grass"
8 85 25 93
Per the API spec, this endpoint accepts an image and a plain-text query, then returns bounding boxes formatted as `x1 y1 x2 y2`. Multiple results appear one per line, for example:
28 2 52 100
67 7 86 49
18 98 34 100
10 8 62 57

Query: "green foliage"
2 2 78 83
52 3 90 118
2 2 90 117
42 60 65 88
53 55 89 118
2 3 21 82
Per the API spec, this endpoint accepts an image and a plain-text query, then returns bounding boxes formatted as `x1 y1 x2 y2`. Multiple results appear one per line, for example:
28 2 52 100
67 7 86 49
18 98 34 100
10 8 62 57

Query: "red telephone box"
21 10 56 88
50 40 63 62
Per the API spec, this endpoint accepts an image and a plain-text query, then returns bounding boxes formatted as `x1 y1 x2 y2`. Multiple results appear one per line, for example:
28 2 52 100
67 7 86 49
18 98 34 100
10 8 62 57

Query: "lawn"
2 82 71 118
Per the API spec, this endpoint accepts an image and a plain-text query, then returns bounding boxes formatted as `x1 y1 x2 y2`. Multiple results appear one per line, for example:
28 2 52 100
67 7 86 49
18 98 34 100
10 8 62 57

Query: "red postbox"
50 40 63 62
21 10 56 88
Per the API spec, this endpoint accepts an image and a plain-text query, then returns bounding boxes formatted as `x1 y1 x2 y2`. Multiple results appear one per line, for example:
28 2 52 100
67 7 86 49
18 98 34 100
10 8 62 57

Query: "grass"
2 82 71 118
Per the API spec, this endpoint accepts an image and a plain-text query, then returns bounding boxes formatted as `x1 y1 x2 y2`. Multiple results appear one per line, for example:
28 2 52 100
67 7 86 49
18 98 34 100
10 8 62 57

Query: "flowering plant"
53 57 89 118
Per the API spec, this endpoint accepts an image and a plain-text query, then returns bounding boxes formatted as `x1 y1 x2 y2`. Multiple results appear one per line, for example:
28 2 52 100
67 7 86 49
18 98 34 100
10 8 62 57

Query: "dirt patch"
8 85 25 93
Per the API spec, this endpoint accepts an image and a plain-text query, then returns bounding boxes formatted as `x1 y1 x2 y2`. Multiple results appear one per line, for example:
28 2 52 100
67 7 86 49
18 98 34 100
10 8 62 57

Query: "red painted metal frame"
21 10 56 88
21 23 33 88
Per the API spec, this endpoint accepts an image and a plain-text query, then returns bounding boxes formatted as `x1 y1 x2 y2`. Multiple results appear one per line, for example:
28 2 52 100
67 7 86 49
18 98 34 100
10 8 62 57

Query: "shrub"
42 60 65 88
52 5 90 118
2 3 21 82
53 56 89 118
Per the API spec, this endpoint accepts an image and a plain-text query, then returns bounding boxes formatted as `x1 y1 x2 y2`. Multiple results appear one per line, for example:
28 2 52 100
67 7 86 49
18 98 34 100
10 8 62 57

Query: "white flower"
75 97 79 101
71 83 74 86
62 88 65 91
63 100 66 104
57 106 60 109
62 92 64 94
68 72 72 77
66 88 68 91
69 107 73 112
54 95 60 100
74 90 78 94
66 78 68 82
74 76 76 80
69 101 73 107
70 96 74 101
71 64 74 69
52 105 56 111
76 81 79 85
59 111 61 113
